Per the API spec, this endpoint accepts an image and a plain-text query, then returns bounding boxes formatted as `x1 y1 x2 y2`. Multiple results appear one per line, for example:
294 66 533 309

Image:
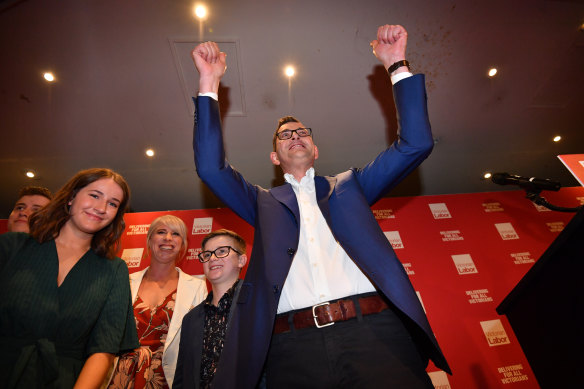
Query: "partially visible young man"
173 229 247 389
6 186 52 233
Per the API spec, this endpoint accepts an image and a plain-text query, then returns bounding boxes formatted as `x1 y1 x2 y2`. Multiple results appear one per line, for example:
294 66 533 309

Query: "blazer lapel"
165 269 194 353
192 305 207 389
315 175 336 223
270 184 300 223
129 268 148 303
226 279 243 331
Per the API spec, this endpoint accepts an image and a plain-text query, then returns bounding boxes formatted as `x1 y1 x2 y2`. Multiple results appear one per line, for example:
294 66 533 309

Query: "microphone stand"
524 188 582 213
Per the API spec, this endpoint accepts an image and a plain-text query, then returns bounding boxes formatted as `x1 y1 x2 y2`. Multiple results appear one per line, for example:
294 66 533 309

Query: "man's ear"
314 145 319 160
238 254 248 268
270 151 280 166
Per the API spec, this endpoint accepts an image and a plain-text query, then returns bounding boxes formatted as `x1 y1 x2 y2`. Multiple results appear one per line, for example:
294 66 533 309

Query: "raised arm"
370 24 408 76
191 42 259 226
191 41 227 94
357 25 433 204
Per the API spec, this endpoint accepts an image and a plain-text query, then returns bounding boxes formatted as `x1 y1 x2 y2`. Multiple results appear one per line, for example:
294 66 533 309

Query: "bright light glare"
26 171 35 178
194 4 207 19
285 66 295 78
483 172 492 179
43 72 55 82
553 135 561 142
488 68 497 77
146 149 155 157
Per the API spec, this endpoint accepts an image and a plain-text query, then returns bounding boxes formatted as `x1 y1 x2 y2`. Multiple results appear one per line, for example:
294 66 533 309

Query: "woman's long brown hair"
29 168 131 259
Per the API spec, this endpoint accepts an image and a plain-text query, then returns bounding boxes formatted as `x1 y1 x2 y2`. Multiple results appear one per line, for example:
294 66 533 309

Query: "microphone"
491 172 561 192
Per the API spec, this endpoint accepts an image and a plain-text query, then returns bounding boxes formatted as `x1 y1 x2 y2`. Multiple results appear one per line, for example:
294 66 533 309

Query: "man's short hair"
201 228 247 254
17 186 52 201
272 115 301 151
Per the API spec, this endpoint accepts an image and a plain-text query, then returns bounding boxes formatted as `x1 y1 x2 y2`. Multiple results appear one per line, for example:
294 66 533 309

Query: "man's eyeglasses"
276 127 312 140
198 246 242 263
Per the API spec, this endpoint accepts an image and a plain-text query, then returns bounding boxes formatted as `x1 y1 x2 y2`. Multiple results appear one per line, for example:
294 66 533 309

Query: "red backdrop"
2 187 582 388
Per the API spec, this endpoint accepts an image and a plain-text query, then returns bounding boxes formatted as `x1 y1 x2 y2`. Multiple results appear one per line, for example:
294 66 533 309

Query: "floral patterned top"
108 288 177 389
200 279 240 388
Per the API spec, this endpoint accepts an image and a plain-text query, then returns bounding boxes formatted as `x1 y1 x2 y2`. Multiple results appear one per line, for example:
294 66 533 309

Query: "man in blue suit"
191 24 450 388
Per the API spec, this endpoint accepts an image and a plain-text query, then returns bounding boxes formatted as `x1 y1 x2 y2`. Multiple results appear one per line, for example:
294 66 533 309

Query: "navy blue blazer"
172 302 205 389
194 74 451 388
173 280 243 389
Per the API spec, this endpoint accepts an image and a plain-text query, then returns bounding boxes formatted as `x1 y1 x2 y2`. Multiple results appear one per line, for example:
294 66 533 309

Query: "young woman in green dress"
0 168 139 388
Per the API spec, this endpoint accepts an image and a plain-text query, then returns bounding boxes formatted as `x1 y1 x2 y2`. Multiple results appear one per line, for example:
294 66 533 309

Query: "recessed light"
553 135 561 142
43 72 55 82
488 68 497 77
26 170 35 178
285 66 295 78
194 4 207 20
483 172 492 179
146 149 155 157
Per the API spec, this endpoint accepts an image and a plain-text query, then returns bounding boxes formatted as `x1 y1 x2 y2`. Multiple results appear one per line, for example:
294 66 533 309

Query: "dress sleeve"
0 232 30 272
86 258 139 355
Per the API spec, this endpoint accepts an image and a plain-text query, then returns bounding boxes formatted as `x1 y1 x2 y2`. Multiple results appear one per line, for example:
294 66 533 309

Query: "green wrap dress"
0 232 139 388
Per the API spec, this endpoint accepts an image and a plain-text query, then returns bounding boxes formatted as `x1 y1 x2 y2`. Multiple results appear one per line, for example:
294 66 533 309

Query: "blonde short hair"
146 215 188 263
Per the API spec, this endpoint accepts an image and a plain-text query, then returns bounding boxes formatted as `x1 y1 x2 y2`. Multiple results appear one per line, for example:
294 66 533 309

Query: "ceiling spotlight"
488 68 497 77
26 170 35 178
483 172 492 179
553 135 561 142
43 72 55 82
194 4 207 19
145 149 155 157
285 65 295 78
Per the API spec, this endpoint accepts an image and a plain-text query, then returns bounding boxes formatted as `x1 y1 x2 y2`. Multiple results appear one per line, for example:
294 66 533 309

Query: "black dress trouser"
265 299 434 389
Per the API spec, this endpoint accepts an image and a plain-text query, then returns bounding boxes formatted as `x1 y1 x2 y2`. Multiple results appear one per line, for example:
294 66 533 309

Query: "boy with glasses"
173 229 247 389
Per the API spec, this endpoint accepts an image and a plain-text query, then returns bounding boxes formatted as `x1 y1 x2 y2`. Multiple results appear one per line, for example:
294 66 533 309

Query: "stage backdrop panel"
372 187 583 388
117 187 583 388
118 207 253 279
2 187 582 388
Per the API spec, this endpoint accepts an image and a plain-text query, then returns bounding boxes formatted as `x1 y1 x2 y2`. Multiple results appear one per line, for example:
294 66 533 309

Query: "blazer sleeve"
354 74 434 205
193 96 259 225
172 326 185 389
173 305 205 389
164 272 208 388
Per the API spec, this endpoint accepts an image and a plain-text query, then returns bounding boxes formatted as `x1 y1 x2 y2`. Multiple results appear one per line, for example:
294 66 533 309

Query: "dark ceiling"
1 0 583 218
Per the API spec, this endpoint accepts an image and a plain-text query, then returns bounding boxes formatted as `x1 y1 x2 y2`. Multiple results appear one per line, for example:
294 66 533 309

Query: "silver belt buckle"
312 301 334 328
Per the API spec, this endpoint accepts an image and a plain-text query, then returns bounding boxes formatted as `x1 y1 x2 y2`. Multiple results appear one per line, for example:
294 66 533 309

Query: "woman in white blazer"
108 215 207 388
